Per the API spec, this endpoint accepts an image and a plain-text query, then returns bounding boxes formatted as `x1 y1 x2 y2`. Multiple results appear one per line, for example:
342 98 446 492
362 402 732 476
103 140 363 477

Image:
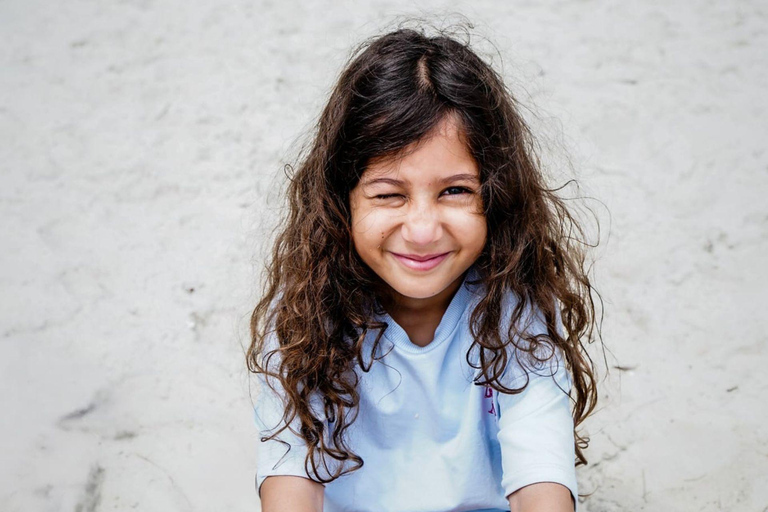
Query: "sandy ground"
1 0 767 510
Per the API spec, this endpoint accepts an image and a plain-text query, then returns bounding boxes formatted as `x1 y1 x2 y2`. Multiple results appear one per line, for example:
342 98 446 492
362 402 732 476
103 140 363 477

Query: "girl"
247 26 599 512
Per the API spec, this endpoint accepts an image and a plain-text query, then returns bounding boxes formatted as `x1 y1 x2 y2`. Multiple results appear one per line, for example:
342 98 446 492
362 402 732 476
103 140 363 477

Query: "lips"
391 252 450 271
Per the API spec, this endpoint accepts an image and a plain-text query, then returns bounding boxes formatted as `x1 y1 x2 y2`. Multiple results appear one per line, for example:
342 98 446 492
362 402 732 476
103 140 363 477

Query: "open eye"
442 186 473 196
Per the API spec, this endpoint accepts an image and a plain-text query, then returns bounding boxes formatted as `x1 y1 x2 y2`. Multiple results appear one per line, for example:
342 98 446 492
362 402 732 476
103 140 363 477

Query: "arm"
507 482 574 512
496 351 579 509
260 475 324 512
254 333 328 507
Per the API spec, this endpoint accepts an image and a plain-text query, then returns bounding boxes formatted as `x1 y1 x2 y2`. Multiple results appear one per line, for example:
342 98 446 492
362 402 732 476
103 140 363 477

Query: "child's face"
349 115 487 307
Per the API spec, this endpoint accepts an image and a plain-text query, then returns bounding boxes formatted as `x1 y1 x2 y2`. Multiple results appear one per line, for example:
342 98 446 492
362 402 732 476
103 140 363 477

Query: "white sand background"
1 0 766 510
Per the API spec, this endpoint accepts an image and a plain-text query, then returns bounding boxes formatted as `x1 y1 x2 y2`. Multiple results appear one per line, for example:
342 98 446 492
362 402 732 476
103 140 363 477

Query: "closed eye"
374 193 404 200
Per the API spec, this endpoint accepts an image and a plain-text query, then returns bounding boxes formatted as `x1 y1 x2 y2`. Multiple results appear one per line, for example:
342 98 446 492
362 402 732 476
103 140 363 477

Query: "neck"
381 272 465 347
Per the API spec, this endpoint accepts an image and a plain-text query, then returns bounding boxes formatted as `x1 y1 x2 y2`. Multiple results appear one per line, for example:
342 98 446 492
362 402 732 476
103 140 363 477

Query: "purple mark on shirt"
485 386 496 415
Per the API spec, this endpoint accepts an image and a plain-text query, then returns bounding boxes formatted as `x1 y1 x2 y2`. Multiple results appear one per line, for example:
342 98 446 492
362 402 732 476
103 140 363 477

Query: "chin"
385 274 458 301
393 286 441 300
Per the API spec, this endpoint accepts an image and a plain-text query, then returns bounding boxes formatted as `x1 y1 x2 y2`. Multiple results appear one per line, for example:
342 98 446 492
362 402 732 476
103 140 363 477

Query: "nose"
401 201 442 246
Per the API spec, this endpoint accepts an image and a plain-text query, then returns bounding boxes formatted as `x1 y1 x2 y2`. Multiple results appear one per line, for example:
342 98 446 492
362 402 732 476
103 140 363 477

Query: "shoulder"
490 287 567 388
468 276 549 343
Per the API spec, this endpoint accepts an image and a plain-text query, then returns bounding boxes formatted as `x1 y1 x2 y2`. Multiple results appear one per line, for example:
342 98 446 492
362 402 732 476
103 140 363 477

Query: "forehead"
362 115 478 181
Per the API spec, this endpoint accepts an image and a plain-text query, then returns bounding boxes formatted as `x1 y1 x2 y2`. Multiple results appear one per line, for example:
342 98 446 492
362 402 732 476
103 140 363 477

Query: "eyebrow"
361 173 480 187
361 177 404 187
439 173 480 185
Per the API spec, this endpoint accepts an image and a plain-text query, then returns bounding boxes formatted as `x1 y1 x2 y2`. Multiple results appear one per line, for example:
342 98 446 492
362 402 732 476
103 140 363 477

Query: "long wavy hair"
247 26 601 484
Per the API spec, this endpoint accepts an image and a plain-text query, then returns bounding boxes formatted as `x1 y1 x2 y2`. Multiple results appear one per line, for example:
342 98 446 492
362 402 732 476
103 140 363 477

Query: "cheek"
352 204 398 236
476 223 488 253
350 206 392 256
448 209 487 246
462 216 487 261
470 218 488 254
351 210 374 235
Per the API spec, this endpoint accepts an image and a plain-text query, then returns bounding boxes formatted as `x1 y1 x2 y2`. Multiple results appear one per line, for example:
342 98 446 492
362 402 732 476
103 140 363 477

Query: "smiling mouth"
391 252 450 271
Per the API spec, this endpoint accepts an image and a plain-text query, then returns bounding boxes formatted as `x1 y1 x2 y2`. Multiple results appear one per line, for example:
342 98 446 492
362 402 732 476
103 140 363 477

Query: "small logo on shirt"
484 386 496 415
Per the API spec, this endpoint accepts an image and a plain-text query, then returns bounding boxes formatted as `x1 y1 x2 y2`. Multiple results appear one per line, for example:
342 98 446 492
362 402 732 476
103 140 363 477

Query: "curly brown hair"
247 26 601 484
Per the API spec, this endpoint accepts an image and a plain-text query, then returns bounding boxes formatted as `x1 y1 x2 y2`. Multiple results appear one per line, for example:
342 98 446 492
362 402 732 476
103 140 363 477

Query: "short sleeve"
495 303 579 508
253 336 315 496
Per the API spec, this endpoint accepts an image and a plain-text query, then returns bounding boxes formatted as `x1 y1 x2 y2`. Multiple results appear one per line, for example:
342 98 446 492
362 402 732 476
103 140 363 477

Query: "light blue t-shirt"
254 273 578 511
